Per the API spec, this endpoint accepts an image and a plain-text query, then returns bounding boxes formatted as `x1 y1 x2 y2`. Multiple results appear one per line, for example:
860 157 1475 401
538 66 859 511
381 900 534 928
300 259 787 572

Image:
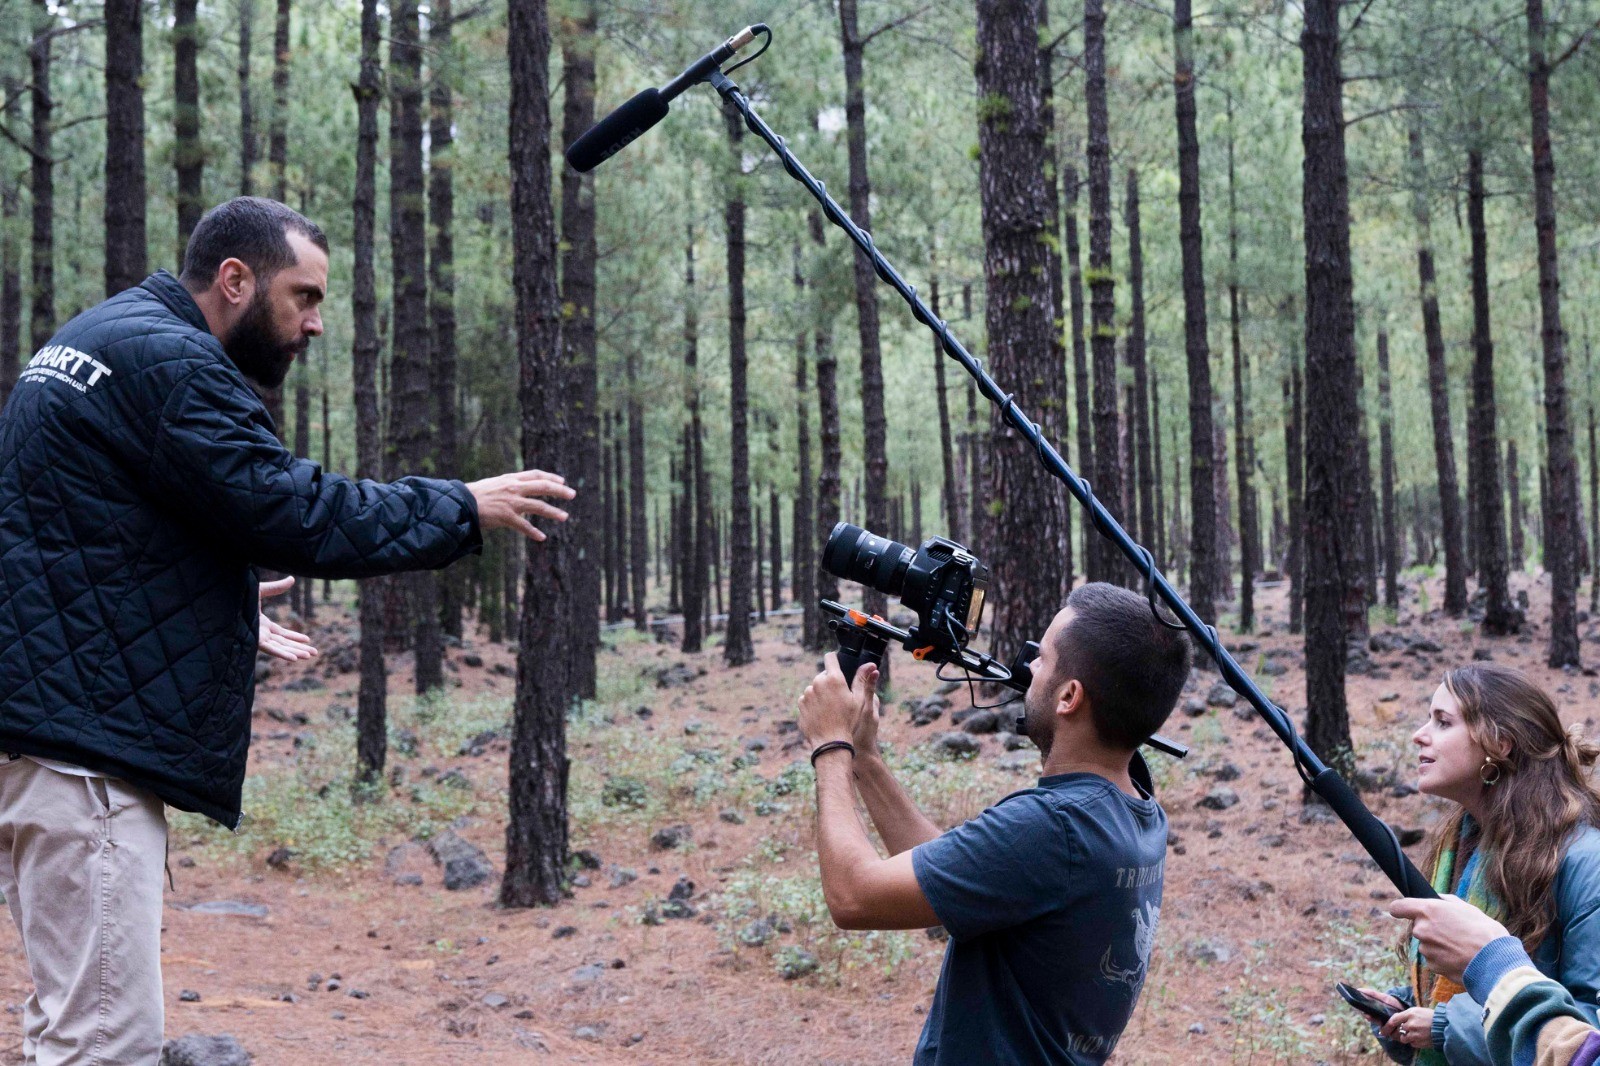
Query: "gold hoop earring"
1480 756 1502 786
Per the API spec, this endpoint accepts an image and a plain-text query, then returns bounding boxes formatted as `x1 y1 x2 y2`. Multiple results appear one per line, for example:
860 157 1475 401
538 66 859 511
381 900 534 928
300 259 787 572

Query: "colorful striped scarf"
1411 818 1502 1066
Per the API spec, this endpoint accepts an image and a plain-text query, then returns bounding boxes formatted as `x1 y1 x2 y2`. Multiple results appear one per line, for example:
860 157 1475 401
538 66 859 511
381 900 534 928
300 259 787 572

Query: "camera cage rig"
568 24 1434 901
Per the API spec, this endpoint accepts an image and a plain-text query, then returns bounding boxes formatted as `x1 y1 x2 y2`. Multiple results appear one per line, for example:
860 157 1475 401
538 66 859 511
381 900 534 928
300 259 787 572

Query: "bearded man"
0 197 573 1064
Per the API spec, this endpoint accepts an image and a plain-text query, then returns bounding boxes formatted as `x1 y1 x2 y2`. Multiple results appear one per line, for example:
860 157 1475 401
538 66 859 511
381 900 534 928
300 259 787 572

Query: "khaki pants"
0 757 167 1065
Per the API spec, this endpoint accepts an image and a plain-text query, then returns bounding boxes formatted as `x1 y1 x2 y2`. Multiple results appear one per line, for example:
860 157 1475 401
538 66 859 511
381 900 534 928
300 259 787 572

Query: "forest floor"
0 568 1594 1065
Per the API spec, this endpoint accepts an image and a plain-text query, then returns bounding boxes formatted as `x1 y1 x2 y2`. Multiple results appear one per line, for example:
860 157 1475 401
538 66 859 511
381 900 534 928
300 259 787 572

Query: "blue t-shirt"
911 772 1167 1065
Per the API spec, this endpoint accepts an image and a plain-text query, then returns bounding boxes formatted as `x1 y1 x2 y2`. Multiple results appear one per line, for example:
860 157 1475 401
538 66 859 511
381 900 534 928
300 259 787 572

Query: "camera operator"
0 196 573 1064
797 582 1192 1064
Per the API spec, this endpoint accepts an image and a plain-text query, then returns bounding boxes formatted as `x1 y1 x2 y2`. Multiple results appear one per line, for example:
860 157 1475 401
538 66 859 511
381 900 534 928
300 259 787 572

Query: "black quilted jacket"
0 271 482 826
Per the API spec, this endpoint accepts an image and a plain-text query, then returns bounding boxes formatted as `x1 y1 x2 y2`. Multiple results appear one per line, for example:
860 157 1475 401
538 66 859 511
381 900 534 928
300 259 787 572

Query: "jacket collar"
140 270 213 335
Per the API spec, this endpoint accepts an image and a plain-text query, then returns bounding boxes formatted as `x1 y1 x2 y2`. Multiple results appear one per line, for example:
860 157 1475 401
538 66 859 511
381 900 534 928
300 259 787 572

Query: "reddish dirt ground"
0 569 1594 1065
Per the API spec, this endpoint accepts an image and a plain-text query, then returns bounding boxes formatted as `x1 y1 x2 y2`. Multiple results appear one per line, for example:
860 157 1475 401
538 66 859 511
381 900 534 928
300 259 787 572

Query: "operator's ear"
1058 677 1086 719
214 257 255 306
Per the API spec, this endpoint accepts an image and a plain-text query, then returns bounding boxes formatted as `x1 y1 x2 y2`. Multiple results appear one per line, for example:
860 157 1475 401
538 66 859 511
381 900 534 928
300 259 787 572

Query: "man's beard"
222 290 306 389
1021 684 1054 761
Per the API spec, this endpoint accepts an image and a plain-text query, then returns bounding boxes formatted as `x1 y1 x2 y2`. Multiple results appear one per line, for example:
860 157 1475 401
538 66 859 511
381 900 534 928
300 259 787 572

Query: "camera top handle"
818 599 1190 761
705 64 1434 901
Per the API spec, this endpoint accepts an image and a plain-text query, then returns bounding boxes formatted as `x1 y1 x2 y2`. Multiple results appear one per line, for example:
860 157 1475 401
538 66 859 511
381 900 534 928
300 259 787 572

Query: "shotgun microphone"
565 25 764 173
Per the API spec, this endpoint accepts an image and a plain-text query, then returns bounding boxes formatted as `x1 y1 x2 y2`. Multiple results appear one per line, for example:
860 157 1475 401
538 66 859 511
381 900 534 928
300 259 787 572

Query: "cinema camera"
819 522 1187 760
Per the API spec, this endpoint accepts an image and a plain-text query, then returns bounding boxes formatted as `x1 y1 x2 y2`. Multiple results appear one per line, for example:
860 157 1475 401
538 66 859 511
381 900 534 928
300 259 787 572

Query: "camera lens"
822 522 914 597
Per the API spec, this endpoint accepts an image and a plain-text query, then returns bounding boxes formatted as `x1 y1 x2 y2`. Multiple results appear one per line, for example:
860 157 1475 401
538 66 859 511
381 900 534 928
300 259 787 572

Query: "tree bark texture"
814 217 843 631
1509 440 1525 571
352 0 386 784
1173 0 1216 620
1525 0 1580 667
0 160 18 406
680 222 709 654
1377 331 1399 611
931 276 961 541
269 0 290 200
238 0 255 196
1408 117 1467 617
1300 0 1362 780
1227 103 1256 631
560 1 601 695
1064 166 1094 573
976 0 1069 656
1085 0 1122 587
1467 149 1521 634
836 0 889 625
1127 169 1156 560
104 0 147 297
722 101 754 666
430 0 462 640
792 244 819 647
1287 344 1304 634
29 1 54 353
629 358 650 632
387 0 441 694
173 0 203 263
505 0 570 907
1037 0 1073 589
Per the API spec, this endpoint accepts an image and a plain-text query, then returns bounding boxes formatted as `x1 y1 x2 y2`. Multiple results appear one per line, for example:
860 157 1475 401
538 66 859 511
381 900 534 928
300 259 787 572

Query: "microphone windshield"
565 89 670 172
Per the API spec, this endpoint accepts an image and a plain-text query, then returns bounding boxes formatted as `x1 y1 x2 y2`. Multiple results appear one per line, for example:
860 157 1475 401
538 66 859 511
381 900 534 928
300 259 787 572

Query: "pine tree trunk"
352 0 387 784
238 0 255 195
668 454 683 615
1127 169 1156 560
1287 347 1305 634
29 2 54 353
1152 368 1165 568
431 0 463 641
976 0 1068 656
1213 421 1233 601
1467 150 1521 633
600 415 614 621
1173 0 1217 619
723 101 754 666
1588 343 1599 615
1038 0 1072 588
769 484 782 611
814 225 843 631
681 221 710 654
387 0 441 694
754 504 766 621
1300 0 1361 781
1525 0 1581 667
1085 0 1122 587
931 276 961 541
0 157 19 407
836 0 889 629
1408 116 1467 616
269 0 290 200
1356 360 1378 607
966 379 985 554
1377 330 1400 611
1064 165 1094 574
172 0 203 263
612 436 627 622
504 0 570 908
794 244 820 648
559 0 601 695
104 0 147 297
1227 104 1256 632
628 357 650 632
1509 440 1525 571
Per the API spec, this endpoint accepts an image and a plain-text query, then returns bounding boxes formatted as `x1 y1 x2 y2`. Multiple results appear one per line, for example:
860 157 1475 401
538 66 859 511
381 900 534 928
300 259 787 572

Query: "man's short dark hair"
179 197 328 292
1051 582 1192 750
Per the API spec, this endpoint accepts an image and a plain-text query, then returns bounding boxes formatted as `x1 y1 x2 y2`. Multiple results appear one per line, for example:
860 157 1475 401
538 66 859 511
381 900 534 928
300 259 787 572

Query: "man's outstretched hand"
258 577 319 662
467 470 576 542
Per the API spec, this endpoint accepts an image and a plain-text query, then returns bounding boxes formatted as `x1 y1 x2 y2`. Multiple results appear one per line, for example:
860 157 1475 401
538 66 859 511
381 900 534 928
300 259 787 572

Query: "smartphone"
1336 982 1399 1023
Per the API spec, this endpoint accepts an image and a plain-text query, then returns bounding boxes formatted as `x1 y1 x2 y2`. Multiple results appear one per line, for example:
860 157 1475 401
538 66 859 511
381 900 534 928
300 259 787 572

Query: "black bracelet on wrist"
810 740 856 768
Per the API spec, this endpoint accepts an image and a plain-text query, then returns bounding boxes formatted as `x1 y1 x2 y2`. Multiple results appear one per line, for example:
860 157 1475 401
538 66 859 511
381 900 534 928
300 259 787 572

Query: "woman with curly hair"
1357 663 1600 1065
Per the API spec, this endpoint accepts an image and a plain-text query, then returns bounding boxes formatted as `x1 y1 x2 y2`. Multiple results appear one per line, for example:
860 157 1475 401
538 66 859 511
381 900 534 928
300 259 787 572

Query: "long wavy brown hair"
1418 663 1600 950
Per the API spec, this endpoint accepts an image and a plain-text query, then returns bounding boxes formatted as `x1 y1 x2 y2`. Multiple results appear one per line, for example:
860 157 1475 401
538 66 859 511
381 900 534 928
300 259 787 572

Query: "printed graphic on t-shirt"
1100 899 1160 991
